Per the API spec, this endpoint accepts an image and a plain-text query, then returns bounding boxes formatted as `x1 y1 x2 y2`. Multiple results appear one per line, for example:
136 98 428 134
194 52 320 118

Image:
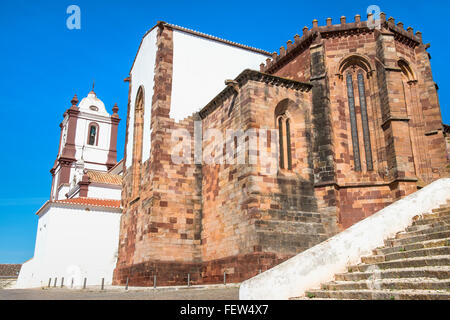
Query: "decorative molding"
314 177 418 189
381 116 410 129
425 130 439 136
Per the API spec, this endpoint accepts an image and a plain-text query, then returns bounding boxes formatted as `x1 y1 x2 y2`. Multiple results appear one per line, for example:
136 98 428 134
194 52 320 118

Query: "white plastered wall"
170 30 268 122
126 29 157 168
16 204 121 289
87 184 121 200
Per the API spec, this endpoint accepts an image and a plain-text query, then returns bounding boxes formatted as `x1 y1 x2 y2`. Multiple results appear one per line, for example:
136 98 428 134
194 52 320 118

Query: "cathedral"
18 13 448 289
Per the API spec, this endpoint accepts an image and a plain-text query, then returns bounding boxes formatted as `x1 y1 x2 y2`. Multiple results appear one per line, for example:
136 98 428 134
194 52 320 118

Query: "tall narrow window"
340 55 375 172
276 115 292 170
357 72 373 171
275 100 296 171
132 87 145 195
278 117 285 169
286 119 292 170
87 124 98 146
346 73 362 172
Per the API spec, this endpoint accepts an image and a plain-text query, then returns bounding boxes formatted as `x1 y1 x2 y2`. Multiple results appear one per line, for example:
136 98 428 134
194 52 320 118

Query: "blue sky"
0 0 449 263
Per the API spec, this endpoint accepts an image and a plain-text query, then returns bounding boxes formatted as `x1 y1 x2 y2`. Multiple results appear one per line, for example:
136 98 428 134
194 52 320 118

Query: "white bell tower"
50 89 120 200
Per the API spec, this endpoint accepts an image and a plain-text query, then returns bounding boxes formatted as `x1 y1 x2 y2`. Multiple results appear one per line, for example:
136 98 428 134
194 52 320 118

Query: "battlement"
260 13 424 74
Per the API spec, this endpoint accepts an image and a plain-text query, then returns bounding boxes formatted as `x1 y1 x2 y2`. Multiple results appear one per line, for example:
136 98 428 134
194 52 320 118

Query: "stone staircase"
304 202 450 300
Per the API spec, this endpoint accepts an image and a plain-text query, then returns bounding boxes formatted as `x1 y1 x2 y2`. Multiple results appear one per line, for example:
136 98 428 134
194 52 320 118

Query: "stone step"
385 231 450 248
348 255 450 273
305 289 450 300
412 215 450 227
321 278 450 291
432 207 450 214
406 219 450 233
266 210 323 224
395 225 450 240
362 246 450 264
374 238 450 256
335 267 450 281
256 220 326 235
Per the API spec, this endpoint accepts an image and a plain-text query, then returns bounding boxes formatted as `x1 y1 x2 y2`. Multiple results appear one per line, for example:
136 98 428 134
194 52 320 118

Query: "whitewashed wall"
87 184 121 200
170 30 268 122
16 204 121 289
126 29 157 168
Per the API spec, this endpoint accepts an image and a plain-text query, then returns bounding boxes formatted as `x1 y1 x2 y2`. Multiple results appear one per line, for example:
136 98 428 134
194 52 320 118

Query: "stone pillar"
60 96 79 162
106 103 120 169
414 43 447 180
309 38 339 236
375 28 417 199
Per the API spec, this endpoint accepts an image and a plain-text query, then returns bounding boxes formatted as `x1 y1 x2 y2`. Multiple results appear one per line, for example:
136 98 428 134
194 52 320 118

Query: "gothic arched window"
276 110 292 170
340 56 374 172
398 60 415 82
131 86 145 195
87 123 99 146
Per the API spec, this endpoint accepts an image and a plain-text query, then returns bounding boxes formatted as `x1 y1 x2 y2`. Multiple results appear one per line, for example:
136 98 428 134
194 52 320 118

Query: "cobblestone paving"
0 287 239 300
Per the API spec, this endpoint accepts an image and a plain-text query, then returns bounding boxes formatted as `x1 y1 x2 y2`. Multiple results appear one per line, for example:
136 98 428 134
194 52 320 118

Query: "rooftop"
86 170 122 186
0 264 21 277
55 198 121 208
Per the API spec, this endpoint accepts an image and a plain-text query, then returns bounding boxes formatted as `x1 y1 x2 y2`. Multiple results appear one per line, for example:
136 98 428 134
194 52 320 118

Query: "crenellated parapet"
260 13 424 74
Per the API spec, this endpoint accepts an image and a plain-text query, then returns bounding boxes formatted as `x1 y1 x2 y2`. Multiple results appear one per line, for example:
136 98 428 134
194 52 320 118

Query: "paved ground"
0 285 240 300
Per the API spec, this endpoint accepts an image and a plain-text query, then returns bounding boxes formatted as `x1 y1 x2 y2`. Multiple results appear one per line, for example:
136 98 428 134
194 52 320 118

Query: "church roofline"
199 69 312 119
261 13 424 74
108 159 124 174
129 21 271 75
35 198 121 216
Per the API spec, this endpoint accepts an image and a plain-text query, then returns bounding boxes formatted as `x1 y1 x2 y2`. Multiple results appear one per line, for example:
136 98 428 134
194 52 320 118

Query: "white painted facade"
16 203 121 289
170 30 268 122
126 29 157 168
87 184 121 200
239 178 450 300
125 25 269 168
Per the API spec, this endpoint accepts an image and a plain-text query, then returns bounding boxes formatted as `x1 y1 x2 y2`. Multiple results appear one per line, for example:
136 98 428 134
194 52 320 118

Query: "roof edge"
199 69 312 119
36 198 122 215
129 21 271 74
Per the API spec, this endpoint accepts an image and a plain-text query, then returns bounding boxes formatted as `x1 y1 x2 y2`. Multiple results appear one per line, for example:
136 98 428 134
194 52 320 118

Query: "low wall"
239 178 450 300
0 277 18 289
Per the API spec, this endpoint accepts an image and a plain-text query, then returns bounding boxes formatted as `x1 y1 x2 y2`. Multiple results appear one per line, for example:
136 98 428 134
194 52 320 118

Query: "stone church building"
113 14 448 286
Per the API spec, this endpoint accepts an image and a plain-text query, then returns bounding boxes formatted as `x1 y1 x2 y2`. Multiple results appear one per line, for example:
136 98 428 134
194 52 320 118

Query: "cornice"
199 69 312 119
